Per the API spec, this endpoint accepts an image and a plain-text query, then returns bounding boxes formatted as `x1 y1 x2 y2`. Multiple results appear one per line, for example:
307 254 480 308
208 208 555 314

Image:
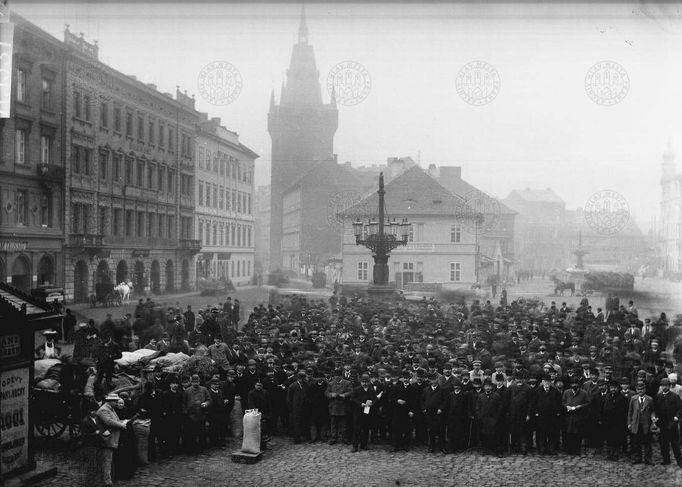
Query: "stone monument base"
367 284 398 301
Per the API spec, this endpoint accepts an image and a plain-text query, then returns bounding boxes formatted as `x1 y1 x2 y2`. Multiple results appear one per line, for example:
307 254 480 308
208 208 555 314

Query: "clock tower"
268 5 338 270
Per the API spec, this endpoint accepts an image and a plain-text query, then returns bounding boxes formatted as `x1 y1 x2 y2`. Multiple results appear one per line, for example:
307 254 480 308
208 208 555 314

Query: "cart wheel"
36 421 67 438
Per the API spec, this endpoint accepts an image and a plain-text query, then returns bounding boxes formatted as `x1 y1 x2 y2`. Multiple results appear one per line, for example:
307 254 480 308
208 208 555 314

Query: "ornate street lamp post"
352 172 411 286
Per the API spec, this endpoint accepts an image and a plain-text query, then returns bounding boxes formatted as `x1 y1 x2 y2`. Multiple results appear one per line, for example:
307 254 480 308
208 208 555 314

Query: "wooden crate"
231 451 263 464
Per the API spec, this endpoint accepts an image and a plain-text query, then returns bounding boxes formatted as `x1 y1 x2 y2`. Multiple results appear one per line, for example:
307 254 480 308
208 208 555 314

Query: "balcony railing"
179 239 202 252
68 233 104 248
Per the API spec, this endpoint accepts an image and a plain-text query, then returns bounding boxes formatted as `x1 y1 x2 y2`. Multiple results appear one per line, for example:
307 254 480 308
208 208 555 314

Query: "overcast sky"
11 1 682 232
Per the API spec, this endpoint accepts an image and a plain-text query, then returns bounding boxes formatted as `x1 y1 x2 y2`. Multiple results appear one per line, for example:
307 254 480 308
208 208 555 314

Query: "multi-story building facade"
62 27 201 302
0 14 66 293
341 166 477 289
254 185 270 276
195 115 257 287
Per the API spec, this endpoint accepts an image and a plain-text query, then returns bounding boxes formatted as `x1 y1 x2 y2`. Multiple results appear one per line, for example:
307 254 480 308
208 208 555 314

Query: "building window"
148 120 154 145
198 147 204 169
41 134 53 164
213 224 217 246
136 211 144 237
168 170 174 194
114 106 122 132
40 195 51 227
205 222 210 245
148 212 155 237
41 78 54 111
16 129 27 164
167 215 174 239
83 148 92 176
168 128 175 152
158 213 164 237
219 188 224 210
99 151 108 180
137 161 144 187
113 154 121 181
358 262 369 281
158 125 164 148
126 112 133 137
449 262 461 282
16 69 29 103
83 94 91 121
147 164 154 189
113 209 121 236
99 206 107 235
247 194 252 214
73 91 82 118
125 158 133 185
450 224 461 243
158 166 165 192
72 145 80 173
247 226 252 247
100 101 108 127
198 182 204 206
126 210 133 236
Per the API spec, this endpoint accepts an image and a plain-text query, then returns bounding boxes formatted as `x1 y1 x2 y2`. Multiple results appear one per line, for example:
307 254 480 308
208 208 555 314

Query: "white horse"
115 281 133 304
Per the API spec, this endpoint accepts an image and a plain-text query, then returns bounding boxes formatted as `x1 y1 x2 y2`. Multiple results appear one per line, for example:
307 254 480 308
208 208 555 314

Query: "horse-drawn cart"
32 388 86 440
90 282 121 308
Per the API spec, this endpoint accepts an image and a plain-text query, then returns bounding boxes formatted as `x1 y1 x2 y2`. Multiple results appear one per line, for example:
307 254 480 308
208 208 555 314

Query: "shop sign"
0 241 27 252
0 367 30 476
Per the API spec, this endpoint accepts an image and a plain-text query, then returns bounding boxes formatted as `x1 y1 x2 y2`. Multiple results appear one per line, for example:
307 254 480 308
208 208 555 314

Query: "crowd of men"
49 290 682 485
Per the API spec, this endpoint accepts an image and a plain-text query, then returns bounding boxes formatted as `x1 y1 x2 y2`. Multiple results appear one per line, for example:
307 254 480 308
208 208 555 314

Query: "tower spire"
270 88 275 110
298 3 308 44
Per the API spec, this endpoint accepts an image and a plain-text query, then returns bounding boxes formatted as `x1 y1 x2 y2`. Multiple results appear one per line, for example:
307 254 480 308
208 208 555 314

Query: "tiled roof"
342 165 467 217
438 175 516 215
506 188 565 204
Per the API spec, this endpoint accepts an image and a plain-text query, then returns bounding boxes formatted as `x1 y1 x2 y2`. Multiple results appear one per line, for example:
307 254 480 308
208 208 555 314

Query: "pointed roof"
343 165 467 217
298 3 308 44
278 6 323 106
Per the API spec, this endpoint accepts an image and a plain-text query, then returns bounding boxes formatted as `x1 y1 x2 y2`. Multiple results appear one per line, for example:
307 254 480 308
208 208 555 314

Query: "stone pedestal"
367 284 397 301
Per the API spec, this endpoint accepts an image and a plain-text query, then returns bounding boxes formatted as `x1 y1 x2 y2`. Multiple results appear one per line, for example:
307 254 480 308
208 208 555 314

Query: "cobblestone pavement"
33 437 682 487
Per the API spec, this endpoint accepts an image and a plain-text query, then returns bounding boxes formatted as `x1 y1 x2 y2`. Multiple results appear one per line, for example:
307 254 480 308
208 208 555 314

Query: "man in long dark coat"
476 379 503 456
387 371 416 452
446 380 470 453
508 375 532 454
286 371 309 444
562 378 588 454
350 374 378 452
533 376 562 455
603 380 628 460
422 373 448 453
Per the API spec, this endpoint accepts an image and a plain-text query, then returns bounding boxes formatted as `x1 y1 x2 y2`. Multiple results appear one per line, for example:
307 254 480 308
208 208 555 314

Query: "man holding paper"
350 374 377 452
